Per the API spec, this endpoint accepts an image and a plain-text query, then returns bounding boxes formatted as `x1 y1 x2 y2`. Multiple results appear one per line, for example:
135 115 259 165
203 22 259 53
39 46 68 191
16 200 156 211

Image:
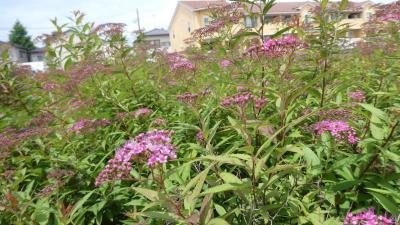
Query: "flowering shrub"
1 1 400 225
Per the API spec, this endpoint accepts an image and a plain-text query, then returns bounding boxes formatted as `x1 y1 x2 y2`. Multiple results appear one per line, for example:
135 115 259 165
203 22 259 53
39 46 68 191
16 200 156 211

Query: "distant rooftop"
144 28 169 36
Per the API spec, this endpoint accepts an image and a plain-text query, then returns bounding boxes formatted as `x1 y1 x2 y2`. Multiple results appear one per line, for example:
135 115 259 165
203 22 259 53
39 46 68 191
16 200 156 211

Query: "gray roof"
144 28 169 37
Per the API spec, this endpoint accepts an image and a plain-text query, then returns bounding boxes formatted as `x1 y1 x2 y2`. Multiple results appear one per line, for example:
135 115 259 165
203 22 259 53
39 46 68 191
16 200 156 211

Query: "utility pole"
136 8 141 32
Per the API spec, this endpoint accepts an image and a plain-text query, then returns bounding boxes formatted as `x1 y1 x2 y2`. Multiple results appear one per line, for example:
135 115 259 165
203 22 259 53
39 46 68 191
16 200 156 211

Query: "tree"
8 21 35 50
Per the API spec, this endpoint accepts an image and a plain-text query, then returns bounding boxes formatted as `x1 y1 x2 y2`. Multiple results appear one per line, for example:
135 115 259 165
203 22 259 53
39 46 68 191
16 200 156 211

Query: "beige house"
168 0 376 52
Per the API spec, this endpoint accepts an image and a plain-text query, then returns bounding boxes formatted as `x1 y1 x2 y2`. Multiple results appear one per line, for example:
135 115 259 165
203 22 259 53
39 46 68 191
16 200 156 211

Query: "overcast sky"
0 0 394 44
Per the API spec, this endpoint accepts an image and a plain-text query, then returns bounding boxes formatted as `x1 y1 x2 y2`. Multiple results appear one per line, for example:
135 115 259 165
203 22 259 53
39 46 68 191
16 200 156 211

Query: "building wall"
2 46 29 63
169 4 196 52
31 52 46 62
144 35 171 51
169 2 375 52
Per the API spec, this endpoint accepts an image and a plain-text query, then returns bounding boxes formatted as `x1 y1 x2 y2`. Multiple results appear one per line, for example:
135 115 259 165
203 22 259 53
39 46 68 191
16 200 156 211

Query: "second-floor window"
203 16 210 26
348 13 361 19
283 15 291 22
188 22 191 33
304 14 312 24
244 16 257 28
366 12 373 20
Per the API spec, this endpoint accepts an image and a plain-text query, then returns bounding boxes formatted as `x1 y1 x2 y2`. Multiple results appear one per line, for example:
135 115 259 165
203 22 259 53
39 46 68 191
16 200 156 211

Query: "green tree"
8 21 35 50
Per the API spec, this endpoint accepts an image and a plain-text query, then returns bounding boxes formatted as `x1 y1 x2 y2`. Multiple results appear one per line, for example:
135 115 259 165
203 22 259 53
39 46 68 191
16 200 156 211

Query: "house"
143 28 171 51
168 0 376 52
30 47 46 62
169 0 228 52
0 40 46 63
0 41 29 63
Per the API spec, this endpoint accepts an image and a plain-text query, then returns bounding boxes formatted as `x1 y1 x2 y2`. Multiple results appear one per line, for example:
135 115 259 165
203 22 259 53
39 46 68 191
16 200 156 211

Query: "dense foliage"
8 21 36 50
1 1 400 224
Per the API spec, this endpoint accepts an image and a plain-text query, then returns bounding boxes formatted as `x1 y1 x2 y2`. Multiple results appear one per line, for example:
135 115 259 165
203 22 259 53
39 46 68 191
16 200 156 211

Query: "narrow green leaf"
132 187 159 201
369 192 400 215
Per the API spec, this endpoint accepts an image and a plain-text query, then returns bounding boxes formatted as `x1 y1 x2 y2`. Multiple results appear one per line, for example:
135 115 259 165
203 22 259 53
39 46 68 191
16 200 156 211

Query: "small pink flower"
220 59 232 68
42 83 59 91
196 131 205 142
380 13 400 21
348 90 366 102
132 108 153 119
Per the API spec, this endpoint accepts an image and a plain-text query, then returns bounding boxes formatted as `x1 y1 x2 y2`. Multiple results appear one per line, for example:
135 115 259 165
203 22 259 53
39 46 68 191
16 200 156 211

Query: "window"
173 32 175 39
37 55 43 61
188 23 191 33
203 16 210 26
19 50 25 59
331 12 338 20
304 14 312 24
150 40 161 47
244 16 257 28
366 12 373 20
347 31 353 38
161 41 170 47
348 13 361 19
283 15 291 22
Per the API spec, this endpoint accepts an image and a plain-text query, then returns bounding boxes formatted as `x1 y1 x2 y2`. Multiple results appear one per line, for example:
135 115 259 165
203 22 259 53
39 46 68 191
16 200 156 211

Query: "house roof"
180 0 228 12
144 28 169 36
268 2 309 14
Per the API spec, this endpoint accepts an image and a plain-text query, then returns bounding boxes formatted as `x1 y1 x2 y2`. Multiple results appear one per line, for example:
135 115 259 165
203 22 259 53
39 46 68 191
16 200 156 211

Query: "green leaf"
214 204 227 216
330 180 360 192
370 122 385 140
32 209 50 225
64 58 73 71
220 172 242 184
303 147 320 166
69 190 95 221
132 187 159 201
207 218 230 225
271 27 291 39
359 103 387 121
369 192 400 215
201 183 250 195
138 211 186 223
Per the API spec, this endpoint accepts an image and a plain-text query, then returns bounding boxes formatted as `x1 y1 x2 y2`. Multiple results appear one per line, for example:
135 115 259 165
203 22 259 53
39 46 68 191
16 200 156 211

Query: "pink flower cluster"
42 83 59 91
344 209 394 225
152 118 167 126
95 130 176 186
220 59 233 68
314 120 359 144
380 13 400 21
247 35 307 58
196 131 205 142
348 90 366 102
221 92 267 111
170 60 195 72
132 108 153 118
68 119 111 134
177 90 210 106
